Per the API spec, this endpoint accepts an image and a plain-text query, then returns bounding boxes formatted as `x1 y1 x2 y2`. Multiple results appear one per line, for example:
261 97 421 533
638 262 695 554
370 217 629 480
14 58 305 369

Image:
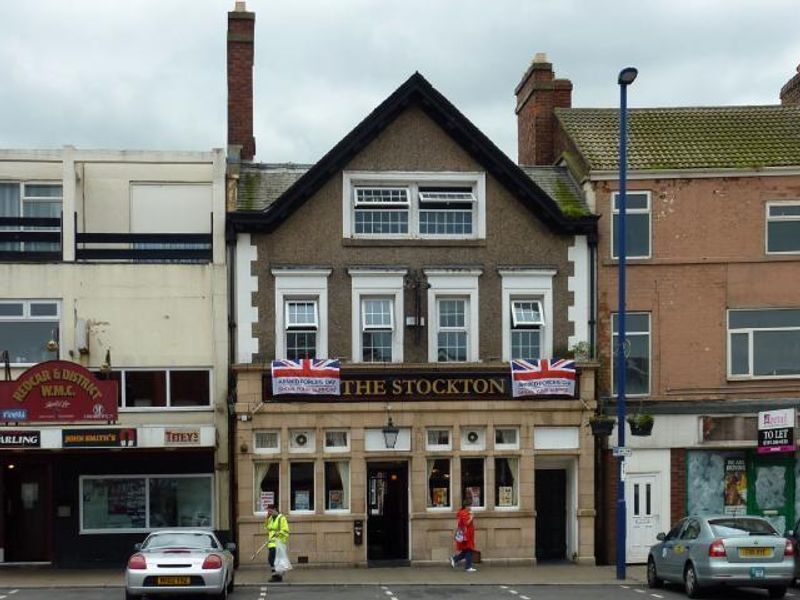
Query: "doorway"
366 461 408 566
3 461 51 562
626 473 660 563
535 468 567 560
749 453 795 535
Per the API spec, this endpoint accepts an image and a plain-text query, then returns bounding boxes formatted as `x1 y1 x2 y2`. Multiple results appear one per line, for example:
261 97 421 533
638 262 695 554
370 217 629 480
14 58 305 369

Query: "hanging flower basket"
589 417 615 437
627 414 654 436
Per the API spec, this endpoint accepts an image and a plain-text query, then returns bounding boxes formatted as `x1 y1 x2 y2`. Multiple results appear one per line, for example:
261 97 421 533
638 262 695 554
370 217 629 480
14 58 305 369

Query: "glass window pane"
169 370 210 407
495 457 519 507
255 462 280 512
255 431 279 450
355 188 409 204
427 429 450 447
82 478 146 530
439 300 465 328
427 458 451 508
29 302 57 317
634 483 640 516
0 183 21 217
362 331 392 362
770 204 800 217
324 461 349 510
0 321 56 363
461 458 484 508
290 462 314 511
511 330 540 359
612 329 650 396
730 332 749 375
612 313 650 333
24 184 62 198
495 428 518 445
286 332 316 360
325 431 348 448
729 309 800 329
438 331 466 362
149 477 212 528
612 213 650 258
287 301 317 327
613 192 648 210
768 221 800 252
363 299 392 328
354 210 408 235
0 303 24 317
125 371 167 407
753 330 800 376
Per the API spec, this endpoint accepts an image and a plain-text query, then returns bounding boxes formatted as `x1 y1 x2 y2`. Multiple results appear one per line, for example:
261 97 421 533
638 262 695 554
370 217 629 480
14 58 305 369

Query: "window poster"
723 457 747 516
466 486 481 507
294 490 310 511
432 487 448 507
328 489 343 510
260 491 275 512
498 486 514 507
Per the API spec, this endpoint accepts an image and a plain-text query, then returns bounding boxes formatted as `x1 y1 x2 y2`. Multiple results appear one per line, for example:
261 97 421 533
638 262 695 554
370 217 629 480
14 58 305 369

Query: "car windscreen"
144 533 218 549
709 518 778 538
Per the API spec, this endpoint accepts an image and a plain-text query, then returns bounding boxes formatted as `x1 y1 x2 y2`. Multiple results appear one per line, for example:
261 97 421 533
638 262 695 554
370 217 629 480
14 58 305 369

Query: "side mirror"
656 532 666 541
133 543 142 551
226 542 237 553
786 530 794 538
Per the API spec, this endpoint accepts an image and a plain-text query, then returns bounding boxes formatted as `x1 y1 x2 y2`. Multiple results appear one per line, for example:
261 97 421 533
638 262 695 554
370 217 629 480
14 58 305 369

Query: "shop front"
234 363 598 567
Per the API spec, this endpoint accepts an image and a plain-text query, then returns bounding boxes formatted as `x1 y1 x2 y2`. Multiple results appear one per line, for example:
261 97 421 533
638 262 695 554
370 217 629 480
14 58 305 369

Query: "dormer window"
343 172 486 240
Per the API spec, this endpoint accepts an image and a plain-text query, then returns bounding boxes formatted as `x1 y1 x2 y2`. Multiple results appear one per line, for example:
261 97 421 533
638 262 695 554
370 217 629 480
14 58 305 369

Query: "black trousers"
268 547 282 580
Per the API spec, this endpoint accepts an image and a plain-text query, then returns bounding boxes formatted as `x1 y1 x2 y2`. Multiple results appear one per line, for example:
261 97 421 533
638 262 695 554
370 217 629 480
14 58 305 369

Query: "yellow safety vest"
264 513 289 548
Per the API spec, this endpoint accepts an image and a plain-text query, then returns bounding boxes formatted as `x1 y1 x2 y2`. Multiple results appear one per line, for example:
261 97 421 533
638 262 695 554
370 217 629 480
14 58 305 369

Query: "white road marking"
1 594 8 599
521 596 531 600
500 585 509 589
509 591 519 596
651 595 664 599
634 590 645 595
385 591 394 596
620 585 630 589
260 587 267 591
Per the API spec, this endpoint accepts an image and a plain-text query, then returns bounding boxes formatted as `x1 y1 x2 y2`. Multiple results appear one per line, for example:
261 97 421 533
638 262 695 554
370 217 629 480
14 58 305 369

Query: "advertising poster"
259 491 275 511
294 490 310 511
723 457 747 516
466 486 481 507
432 487 448 507
328 489 343 510
498 486 514 507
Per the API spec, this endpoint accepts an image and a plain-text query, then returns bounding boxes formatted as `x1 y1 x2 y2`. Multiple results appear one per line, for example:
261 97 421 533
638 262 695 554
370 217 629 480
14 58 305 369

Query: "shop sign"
164 428 201 445
0 430 41 448
62 428 137 448
758 408 795 454
0 361 118 423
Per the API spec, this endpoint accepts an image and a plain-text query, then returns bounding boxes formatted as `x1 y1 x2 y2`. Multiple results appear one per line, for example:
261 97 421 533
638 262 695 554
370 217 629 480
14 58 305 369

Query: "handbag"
454 527 466 543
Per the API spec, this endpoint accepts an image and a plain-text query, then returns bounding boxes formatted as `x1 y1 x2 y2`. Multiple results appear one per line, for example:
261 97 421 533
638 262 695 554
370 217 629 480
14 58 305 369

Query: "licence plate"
750 567 766 579
739 547 773 558
156 576 191 586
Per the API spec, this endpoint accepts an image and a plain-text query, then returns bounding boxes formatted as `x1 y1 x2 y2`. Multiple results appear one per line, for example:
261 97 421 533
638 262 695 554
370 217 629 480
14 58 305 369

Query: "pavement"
0 563 647 588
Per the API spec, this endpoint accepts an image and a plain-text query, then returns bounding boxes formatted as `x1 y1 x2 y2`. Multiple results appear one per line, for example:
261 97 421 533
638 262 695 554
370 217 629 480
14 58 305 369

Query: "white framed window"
273 269 331 360
289 429 316 453
324 430 350 453
253 430 280 454
611 312 651 396
494 427 520 451
254 461 280 514
105 368 212 410
343 171 486 240
426 269 481 363
427 458 451 509
728 309 800 379
0 182 62 253
611 191 651 259
324 461 350 512
461 457 485 509
460 427 486 451
80 474 213 533
495 457 519 509
0 299 60 365
766 202 800 254
349 269 405 363
290 461 315 513
499 270 556 362
426 428 452 451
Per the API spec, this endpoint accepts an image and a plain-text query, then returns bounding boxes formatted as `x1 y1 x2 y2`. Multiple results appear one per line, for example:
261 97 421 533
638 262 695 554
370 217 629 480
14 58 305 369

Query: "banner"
723 457 747 515
758 408 795 454
271 358 340 396
510 359 576 397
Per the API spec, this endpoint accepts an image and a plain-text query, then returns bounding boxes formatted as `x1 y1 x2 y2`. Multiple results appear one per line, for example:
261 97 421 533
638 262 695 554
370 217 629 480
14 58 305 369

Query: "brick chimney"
515 53 572 166
227 1 256 161
780 63 800 106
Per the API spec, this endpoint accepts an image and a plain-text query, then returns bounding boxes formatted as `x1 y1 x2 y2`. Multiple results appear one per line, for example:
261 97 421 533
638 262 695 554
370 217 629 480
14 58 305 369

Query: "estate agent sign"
0 360 118 423
757 408 795 454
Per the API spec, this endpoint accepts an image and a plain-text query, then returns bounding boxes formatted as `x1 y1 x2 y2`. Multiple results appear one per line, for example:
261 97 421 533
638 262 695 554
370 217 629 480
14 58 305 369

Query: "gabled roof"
229 72 596 235
556 105 800 172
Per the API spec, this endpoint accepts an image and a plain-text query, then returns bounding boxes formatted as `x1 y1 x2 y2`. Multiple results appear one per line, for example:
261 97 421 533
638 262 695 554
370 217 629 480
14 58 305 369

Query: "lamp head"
618 67 638 86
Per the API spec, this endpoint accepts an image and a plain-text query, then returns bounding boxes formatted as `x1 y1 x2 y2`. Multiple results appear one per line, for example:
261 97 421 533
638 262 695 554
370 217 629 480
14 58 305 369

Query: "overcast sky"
1 0 797 163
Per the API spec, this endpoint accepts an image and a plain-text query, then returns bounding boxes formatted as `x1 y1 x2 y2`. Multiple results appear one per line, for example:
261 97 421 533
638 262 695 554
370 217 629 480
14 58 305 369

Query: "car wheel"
684 563 702 599
124 591 138 600
216 576 229 600
768 586 788 599
647 557 663 589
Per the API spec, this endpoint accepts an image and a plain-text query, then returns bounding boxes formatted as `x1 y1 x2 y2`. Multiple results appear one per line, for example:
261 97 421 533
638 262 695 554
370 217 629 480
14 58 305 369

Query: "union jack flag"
510 358 576 398
271 358 341 396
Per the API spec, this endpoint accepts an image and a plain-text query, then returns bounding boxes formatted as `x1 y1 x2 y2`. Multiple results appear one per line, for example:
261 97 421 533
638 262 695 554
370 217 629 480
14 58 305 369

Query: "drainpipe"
588 237 597 358
226 225 239 565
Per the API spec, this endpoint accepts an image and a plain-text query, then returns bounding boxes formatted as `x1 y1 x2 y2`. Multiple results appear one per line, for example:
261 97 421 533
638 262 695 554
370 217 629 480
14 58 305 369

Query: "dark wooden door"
535 469 566 560
5 462 50 562
366 461 409 565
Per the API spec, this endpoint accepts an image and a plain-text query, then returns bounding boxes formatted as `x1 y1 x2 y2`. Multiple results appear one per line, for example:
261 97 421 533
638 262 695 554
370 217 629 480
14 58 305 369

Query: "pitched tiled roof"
236 163 311 211
555 106 800 171
519 166 589 217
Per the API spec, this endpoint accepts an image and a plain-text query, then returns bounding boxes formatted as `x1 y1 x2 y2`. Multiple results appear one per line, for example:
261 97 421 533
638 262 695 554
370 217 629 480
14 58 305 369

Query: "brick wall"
670 448 686 524
227 7 256 160
780 64 800 106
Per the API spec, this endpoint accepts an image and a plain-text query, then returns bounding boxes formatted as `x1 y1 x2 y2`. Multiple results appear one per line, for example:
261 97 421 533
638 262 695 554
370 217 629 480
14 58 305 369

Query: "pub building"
225 4 600 566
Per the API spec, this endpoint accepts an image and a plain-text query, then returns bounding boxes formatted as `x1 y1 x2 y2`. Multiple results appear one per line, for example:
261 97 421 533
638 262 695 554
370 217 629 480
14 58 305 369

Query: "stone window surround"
272 268 332 360
424 268 481 363
348 268 407 363
499 269 556 362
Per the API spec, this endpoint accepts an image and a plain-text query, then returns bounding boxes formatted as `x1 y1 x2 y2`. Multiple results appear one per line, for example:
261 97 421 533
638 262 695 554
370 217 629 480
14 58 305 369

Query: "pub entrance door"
3 460 51 562
366 461 409 566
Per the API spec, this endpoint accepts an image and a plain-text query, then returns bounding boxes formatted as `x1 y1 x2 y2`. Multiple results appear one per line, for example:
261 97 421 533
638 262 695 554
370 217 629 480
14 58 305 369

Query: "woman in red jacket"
450 498 477 572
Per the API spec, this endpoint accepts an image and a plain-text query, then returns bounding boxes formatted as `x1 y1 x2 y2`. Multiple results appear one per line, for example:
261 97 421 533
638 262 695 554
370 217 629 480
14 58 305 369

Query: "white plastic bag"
274 540 292 575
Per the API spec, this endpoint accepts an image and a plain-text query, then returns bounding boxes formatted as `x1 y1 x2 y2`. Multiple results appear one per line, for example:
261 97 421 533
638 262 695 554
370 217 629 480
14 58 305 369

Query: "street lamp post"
616 66 637 581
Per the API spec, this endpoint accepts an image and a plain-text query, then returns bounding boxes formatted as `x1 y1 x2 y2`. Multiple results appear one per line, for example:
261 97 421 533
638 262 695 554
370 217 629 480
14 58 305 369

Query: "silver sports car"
124 530 236 600
647 515 794 598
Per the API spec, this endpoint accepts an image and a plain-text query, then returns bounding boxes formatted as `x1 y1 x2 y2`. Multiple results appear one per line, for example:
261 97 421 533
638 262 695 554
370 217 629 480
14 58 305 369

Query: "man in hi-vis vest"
263 504 290 582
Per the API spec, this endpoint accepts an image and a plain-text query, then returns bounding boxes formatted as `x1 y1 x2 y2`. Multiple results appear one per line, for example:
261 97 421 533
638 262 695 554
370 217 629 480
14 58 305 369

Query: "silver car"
124 530 236 600
647 515 794 598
